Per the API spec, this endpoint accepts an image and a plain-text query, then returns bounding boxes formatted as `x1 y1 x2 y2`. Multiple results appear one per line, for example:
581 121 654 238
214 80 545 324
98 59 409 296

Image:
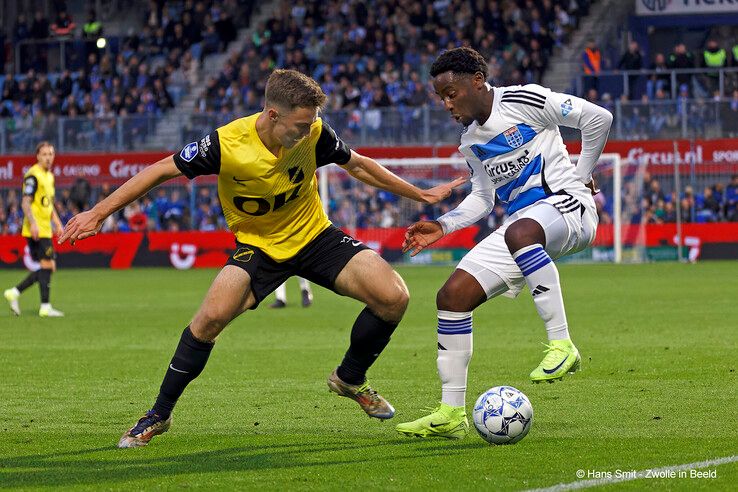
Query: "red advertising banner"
359 138 738 167
0 152 170 188
1 224 736 270
2 138 737 188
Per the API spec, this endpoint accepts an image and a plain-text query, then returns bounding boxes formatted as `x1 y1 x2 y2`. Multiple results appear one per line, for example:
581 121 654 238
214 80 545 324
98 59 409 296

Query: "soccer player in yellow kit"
60 69 466 447
4 142 65 317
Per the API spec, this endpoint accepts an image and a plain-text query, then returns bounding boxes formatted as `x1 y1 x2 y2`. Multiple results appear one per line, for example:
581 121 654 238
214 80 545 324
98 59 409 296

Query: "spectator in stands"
668 43 695 96
82 9 103 40
69 177 92 212
581 39 602 92
726 175 738 218
647 52 671 99
125 201 148 232
723 88 738 133
51 10 76 37
13 13 30 44
618 41 643 99
30 10 50 40
700 39 728 96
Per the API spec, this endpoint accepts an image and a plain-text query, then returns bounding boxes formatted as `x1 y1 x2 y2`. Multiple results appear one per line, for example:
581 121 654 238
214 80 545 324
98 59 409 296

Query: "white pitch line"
525 455 738 492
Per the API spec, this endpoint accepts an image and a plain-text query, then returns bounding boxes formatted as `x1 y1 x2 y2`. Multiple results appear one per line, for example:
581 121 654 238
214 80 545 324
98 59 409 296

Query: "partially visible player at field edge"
396 47 612 440
59 69 466 448
4 142 65 317
270 277 313 308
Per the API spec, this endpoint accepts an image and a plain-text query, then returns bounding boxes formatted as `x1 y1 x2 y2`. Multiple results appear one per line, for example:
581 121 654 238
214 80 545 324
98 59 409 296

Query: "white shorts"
457 191 598 299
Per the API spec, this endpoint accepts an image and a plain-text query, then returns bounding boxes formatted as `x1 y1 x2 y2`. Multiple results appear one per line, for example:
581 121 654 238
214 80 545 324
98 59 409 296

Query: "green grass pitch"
1 262 737 490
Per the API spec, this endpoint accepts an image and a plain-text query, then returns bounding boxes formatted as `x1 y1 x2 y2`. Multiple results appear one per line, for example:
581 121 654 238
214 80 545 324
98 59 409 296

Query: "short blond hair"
35 141 54 155
265 69 327 111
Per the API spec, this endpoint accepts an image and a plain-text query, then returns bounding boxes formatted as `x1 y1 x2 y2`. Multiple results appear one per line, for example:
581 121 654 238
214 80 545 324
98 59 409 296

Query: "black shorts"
26 237 56 262
226 225 370 309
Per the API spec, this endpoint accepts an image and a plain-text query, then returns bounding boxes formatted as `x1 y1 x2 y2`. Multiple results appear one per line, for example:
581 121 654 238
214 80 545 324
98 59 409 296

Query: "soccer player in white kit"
396 47 613 439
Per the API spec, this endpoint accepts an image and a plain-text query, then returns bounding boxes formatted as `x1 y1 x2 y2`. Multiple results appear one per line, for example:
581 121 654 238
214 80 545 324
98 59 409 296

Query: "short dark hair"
430 47 488 79
265 69 327 111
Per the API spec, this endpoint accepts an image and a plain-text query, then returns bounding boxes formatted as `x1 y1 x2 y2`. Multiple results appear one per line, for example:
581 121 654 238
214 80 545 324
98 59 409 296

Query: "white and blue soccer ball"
473 386 533 444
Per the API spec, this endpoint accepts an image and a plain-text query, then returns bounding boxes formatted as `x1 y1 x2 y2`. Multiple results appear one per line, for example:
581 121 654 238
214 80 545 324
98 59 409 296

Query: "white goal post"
318 152 624 263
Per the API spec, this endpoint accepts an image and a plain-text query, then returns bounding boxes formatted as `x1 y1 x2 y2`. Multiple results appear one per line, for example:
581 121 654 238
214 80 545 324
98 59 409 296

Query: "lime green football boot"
396 402 469 439
530 338 581 383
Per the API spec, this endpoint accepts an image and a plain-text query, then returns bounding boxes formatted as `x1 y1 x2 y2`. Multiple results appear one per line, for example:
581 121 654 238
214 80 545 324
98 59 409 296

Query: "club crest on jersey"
232 247 254 263
561 99 573 117
503 126 524 148
180 142 198 162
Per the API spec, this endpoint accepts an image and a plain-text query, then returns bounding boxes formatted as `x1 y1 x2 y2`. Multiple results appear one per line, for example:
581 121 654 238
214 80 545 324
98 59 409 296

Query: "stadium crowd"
185 0 592 139
0 0 251 151
2 171 737 236
581 29 738 139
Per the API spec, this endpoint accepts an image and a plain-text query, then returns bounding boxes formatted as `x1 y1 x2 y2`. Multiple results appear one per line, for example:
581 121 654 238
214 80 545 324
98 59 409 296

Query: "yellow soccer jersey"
173 113 352 261
21 163 56 238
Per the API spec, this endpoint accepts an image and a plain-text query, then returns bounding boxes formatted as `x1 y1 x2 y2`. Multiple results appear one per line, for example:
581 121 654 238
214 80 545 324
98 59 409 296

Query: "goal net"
318 152 624 264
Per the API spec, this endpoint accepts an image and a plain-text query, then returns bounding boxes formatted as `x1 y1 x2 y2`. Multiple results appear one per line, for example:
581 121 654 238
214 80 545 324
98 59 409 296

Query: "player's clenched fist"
402 220 445 256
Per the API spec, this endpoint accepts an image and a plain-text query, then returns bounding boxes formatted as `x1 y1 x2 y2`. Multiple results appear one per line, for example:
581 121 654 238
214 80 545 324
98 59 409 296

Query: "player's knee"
191 310 229 341
386 284 410 320
504 219 544 253
370 275 409 322
436 283 470 312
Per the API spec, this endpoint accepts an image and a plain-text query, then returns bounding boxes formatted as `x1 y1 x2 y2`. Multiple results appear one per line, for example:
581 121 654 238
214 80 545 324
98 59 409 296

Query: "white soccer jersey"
437 83 612 234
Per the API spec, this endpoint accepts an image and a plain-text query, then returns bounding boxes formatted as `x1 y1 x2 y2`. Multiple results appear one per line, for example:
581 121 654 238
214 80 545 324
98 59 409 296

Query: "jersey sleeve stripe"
499 98 545 109
502 89 546 102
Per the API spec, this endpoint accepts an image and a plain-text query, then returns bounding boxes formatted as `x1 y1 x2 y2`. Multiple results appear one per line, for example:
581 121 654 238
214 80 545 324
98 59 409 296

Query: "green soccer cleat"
530 338 581 383
396 402 469 439
327 369 395 419
39 305 64 317
4 288 20 316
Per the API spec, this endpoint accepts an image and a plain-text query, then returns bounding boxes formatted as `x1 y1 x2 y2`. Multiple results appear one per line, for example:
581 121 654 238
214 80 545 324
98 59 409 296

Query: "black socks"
37 269 51 303
16 271 38 292
337 307 398 385
152 326 214 418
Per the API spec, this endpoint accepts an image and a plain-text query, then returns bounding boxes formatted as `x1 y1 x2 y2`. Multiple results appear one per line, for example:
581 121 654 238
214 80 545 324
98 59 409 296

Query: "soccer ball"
473 386 533 444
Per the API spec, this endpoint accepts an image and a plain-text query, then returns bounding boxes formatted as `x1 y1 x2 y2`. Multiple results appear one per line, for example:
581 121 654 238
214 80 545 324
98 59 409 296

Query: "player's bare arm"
59 156 182 245
21 195 39 240
51 206 63 235
342 150 467 204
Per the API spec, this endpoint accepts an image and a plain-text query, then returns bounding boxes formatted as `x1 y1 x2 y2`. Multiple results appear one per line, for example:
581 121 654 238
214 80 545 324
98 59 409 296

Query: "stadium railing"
2 98 738 154
574 67 738 100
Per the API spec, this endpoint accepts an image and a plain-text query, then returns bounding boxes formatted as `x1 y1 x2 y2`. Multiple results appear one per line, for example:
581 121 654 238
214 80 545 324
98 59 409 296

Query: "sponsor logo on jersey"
199 135 211 158
503 126 524 148
232 247 255 262
561 99 573 117
180 142 198 162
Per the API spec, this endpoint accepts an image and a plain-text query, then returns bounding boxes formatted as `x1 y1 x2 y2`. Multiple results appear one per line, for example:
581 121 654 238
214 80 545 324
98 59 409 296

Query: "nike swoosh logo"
232 176 250 184
169 364 189 374
351 241 362 247
542 357 569 374
429 422 445 428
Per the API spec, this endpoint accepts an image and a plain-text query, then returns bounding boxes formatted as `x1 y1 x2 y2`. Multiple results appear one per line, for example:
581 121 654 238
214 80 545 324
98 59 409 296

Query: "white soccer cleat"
4 288 20 316
39 305 64 317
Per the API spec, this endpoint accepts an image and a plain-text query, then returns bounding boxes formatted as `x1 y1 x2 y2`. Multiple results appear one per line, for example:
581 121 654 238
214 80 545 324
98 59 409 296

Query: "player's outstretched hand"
403 220 444 257
419 175 468 204
58 210 104 245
